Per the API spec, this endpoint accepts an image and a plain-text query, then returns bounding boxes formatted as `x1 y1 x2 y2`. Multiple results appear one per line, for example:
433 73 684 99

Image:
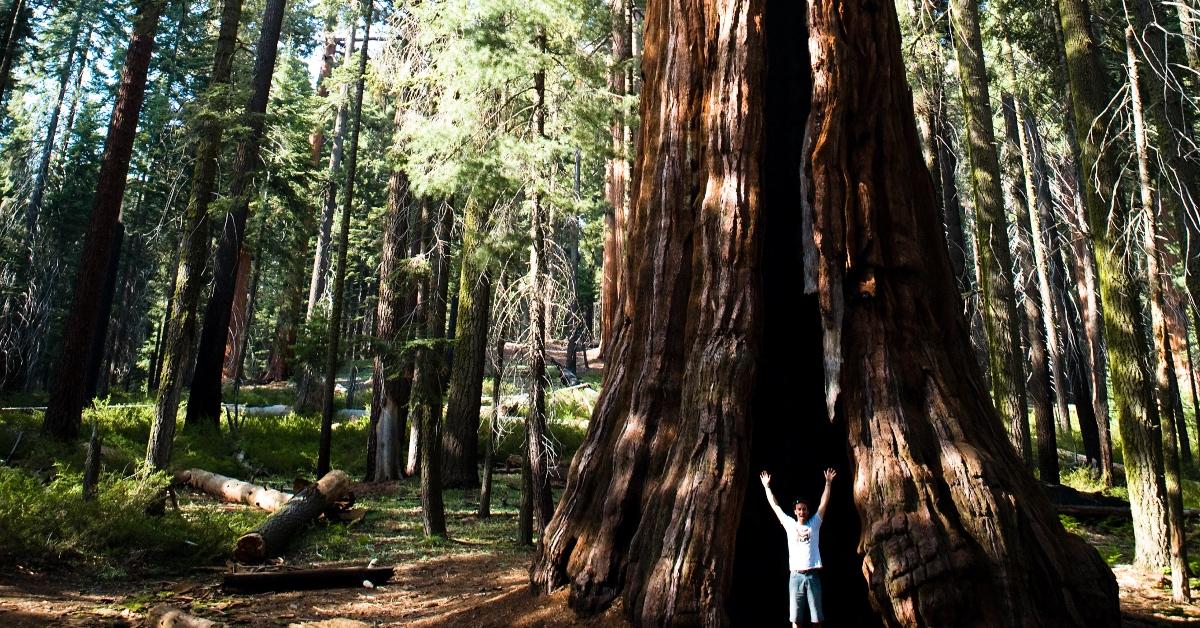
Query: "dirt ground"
0 550 627 627
4 552 1200 626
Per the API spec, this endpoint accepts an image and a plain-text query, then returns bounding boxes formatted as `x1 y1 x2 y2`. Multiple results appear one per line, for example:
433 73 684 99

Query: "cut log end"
234 533 266 563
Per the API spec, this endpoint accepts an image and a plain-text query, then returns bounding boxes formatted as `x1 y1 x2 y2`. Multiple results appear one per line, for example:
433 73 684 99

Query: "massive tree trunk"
42 0 166 442
1058 0 1170 570
148 0 243 453
317 1 371 479
441 198 493 489
531 1 1118 625
949 0 1030 461
186 0 288 429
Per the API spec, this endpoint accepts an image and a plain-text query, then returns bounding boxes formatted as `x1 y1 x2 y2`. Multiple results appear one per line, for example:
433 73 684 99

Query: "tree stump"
234 470 351 563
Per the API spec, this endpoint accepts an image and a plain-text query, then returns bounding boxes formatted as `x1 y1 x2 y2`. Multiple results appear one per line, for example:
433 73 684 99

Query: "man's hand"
759 471 771 488
824 468 836 483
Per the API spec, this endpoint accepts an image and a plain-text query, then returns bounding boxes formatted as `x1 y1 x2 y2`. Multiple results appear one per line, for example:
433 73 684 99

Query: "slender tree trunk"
949 0 1030 461
26 7 86 237
306 23 355 318
600 0 629 359
222 251 253 379
0 0 30 117
295 23 356 414
42 0 166 442
1001 32 1072 435
1001 92 1058 483
58 23 92 161
317 2 371 479
84 223 124 402
413 200 451 535
1058 0 1170 571
442 198 494 489
263 238 306 383
1012 92 1074 442
1127 26 1190 600
523 29 553 545
479 332 504 519
368 107 414 482
309 15 337 164
185 0 289 428
1051 1 1114 485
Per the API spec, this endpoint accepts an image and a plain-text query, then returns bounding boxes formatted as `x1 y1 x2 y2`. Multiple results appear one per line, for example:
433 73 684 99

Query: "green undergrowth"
285 473 543 566
0 380 588 579
0 466 250 577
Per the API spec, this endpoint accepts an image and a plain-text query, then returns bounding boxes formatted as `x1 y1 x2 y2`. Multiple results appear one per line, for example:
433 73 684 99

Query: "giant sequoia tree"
530 0 1119 625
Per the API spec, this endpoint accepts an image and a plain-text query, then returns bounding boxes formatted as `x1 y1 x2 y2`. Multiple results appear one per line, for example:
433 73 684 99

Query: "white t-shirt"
781 513 822 571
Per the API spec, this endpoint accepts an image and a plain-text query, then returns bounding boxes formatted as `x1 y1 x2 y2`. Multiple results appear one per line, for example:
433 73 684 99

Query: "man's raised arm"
759 471 790 526
817 468 837 519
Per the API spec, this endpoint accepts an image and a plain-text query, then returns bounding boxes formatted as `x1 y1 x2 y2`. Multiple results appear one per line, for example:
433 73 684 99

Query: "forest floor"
2 477 1200 626
0 477 629 627
3 345 1200 625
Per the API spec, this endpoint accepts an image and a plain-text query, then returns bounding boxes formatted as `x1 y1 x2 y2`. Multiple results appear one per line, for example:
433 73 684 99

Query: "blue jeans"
789 570 824 623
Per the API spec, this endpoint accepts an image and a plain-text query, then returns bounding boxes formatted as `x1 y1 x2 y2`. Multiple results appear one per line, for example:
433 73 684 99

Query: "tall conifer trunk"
1058 0 1170 570
600 0 629 359
317 1 371 478
42 0 166 441
442 198 493 489
186 0 289 428
1127 25 1190 600
145 0 243 465
1001 91 1058 483
1051 1 1114 485
949 0 1030 461
368 105 414 482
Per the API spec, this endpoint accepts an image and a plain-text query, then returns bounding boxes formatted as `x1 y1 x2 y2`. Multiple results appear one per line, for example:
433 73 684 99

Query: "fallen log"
175 468 292 512
234 470 352 563
146 604 217 627
223 565 394 593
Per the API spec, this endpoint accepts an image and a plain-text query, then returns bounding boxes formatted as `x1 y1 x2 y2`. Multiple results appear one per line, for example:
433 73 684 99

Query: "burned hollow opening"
728 2 878 625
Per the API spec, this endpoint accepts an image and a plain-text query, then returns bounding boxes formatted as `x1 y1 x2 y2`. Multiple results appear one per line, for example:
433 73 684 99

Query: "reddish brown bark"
599 0 630 359
530 0 1118 625
43 0 166 441
223 250 253 379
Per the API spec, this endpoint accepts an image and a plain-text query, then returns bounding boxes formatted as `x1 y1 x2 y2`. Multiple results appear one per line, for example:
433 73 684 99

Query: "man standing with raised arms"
760 468 837 627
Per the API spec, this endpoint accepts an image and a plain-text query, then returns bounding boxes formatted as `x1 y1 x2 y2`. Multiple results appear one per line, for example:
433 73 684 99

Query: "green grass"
0 466 253 577
0 378 590 579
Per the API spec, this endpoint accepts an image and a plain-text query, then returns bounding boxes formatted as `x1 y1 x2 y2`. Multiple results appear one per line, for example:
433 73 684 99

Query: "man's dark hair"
793 499 809 509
